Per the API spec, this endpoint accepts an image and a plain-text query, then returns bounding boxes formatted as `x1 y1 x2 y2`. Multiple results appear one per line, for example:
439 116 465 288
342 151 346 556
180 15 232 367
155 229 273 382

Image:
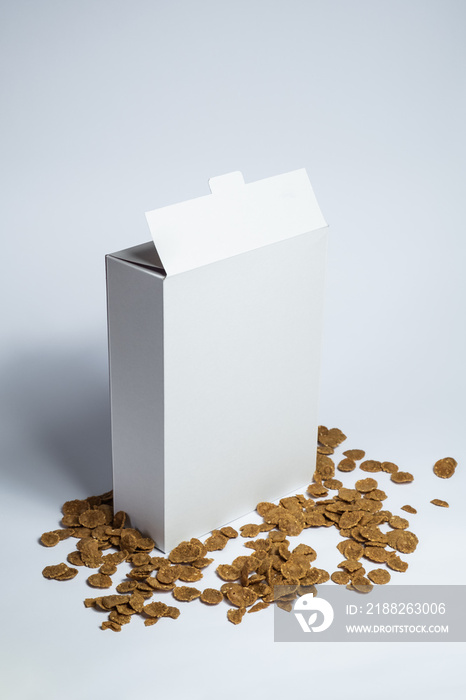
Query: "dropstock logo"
275 585 466 642
293 594 334 633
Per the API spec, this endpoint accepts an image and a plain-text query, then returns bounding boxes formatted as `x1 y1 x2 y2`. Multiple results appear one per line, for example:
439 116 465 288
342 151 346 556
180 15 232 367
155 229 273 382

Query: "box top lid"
145 168 327 277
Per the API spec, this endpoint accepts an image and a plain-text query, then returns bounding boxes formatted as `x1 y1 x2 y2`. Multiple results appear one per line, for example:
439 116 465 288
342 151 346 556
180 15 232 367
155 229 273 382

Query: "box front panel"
106 256 166 550
162 229 327 550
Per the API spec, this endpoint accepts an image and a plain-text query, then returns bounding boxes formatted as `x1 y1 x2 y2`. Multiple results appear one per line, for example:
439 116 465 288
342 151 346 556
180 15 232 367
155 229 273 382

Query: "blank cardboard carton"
106 169 328 552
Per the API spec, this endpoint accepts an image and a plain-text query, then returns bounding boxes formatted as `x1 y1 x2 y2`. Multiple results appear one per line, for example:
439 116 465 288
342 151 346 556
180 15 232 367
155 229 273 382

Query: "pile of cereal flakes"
40 426 456 631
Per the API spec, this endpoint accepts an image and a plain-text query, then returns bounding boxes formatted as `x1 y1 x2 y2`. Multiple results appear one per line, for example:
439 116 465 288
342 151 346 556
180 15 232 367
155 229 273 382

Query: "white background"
1 1 465 698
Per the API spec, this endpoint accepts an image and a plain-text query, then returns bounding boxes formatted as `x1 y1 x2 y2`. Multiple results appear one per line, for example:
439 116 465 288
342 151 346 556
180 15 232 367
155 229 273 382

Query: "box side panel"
162 230 327 551
106 256 165 550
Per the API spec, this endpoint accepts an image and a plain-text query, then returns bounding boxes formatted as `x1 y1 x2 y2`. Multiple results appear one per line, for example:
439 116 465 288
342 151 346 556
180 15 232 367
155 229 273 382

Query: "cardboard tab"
145 169 327 277
208 171 245 194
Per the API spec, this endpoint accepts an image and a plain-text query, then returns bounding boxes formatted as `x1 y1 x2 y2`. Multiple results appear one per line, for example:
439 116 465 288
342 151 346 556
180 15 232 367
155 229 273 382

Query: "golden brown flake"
226 584 258 608
204 531 228 551
128 564 157 580
315 454 335 479
319 427 347 448
178 565 203 582
130 553 151 567
62 499 90 516
280 496 305 513
137 582 153 592
144 617 158 627
337 540 365 560
240 524 262 538
120 532 138 553
99 562 117 576
67 551 84 567
227 607 246 625
387 530 418 553
77 538 102 568
363 547 387 563
323 478 343 490
292 544 317 560
360 460 382 473
116 604 137 615
343 449 365 461
143 601 169 617
192 557 214 569
339 511 364 529
401 505 417 514
385 552 408 572
173 586 201 602
368 569 391 584
136 536 155 551
90 525 109 541
431 499 449 508
310 568 330 584
381 461 399 474
112 511 127 528
307 483 328 498
109 611 131 625
433 458 457 479
40 531 61 547
78 509 107 529
55 567 78 581
165 605 181 619
359 525 387 543
200 588 223 605
389 515 409 529
303 511 327 527
103 551 127 566
156 566 181 584
95 504 113 524
281 559 307 580
101 594 130 609
145 578 175 591
317 444 334 455
337 559 363 573
42 563 77 580
350 575 373 593
87 573 112 588
390 471 414 484
128 591 145 612
150 556 168 568
331 571 350 585
216 564 241 582
366 489 387 501
355 478 378 493
359 499 383 514
220 526 238 539
337 458 357 473
278 513 303 536
101 620 121 632
116 581 137 594
256 502 276 517
338 487 359 502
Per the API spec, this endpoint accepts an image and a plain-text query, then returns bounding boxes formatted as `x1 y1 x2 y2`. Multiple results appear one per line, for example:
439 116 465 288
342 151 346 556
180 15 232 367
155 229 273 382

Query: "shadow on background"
0 344 113 497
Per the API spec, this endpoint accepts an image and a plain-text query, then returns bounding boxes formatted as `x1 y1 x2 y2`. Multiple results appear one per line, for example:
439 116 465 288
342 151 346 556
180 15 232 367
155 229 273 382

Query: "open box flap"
108 241 165 275
145 169 327 277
